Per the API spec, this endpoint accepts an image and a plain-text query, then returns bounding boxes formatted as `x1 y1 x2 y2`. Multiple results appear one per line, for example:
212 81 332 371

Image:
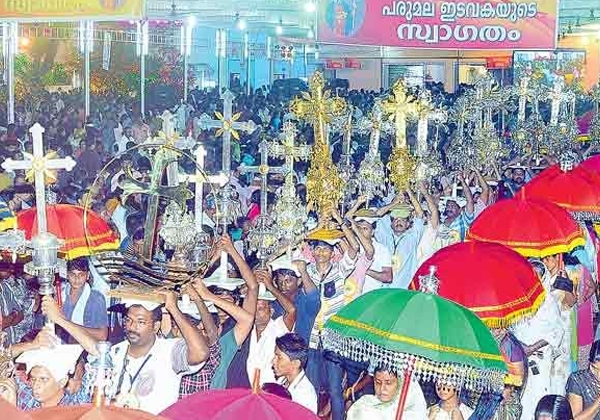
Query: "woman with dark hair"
535 394 573 420
566 340 600 419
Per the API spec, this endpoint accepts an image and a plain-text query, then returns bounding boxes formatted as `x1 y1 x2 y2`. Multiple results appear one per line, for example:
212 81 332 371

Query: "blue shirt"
210 330 240 390
62 289 108 330
272 289 321 343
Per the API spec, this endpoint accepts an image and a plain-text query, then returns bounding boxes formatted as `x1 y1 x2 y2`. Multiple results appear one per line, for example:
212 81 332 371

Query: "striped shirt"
306 252 356 349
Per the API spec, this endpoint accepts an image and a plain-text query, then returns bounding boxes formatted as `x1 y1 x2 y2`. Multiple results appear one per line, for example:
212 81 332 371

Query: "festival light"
304 2 316 13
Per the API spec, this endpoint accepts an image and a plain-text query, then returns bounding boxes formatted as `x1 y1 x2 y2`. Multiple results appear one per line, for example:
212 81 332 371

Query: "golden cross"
290 71 346 146
290 72 347 224
381 79 417 149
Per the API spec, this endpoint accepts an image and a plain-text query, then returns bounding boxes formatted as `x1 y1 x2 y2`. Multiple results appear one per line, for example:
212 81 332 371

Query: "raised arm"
41 296 99 356
257 269 296 332
459 173 475 215
183 283 219 345
163 291 209 365
474 169 490 205
221 235 259 317
417 181 439 229
406 188 424 219
193 279 254 346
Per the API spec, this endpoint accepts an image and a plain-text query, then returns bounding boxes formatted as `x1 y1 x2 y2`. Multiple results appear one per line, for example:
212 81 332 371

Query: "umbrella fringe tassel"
481 289 546 329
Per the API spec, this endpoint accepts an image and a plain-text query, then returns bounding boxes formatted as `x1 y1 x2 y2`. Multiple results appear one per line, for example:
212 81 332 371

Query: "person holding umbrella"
346 366 427 420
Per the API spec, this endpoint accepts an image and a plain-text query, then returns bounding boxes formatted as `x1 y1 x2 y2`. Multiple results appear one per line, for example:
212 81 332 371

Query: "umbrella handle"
395 365 413 420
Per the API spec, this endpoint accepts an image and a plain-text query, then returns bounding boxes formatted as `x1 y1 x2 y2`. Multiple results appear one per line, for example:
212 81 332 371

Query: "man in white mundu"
509 265 565 420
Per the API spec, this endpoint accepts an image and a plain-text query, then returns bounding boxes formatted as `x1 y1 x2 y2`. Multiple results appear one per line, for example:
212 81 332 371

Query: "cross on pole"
516 76 531 123
1 123 76 233
198 90 258 175
547 76 570 127
179 145 228 232
119 145 193 259
414 91 447 156
382 79 417 149
269 122 311 180
239 140 286 212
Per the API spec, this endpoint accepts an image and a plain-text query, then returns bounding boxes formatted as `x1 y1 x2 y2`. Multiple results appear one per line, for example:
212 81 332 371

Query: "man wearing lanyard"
40 292 209 415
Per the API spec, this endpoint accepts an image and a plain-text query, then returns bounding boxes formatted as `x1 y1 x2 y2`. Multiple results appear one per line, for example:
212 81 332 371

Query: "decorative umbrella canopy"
580 154 600 176
160 388 319 420
323 289 507 392
466 190 585 258
411 242 545 328
522 163 600 221
27 405 166 420
13 204 119 260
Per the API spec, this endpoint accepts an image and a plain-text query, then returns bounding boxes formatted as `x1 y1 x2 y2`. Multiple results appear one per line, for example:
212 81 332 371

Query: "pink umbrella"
160 388 319 420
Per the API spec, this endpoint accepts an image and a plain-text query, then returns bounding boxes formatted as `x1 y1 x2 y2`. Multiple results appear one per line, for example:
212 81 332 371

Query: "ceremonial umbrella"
160 388 319 420
466 190 585 258
411 242 545 328
12 204 120 260
323 289 507 420
0 397 31 420
521 163 600 221
28 404 167 420
580 154 600 175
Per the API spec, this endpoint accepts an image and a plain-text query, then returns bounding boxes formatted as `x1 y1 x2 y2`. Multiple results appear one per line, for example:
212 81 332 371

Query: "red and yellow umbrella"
466 190 585 258
580 154 600 176
14 204 120 260
411 241 545 328
522 164 600 221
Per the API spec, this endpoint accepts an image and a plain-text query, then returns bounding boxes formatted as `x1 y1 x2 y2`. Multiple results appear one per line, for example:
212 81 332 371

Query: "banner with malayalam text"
0 0 144 20
317 0 558 50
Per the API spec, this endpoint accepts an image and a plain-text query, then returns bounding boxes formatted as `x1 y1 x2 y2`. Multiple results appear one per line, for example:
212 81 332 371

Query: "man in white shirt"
41 292 209 415
272 333 317 413
247 273 296 385
354 212 393 293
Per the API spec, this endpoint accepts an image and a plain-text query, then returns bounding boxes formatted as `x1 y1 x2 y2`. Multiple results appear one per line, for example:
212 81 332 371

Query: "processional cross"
381 79 417 149
2 123 76 233
119 139 193 259
198 90 257 176
269 122 312 182
414 91 447 156
239 140 286 213
547 77 572 126
290 72 346 220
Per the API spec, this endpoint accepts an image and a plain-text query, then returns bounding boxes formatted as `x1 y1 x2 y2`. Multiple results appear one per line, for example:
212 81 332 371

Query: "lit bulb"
307 28 315 38
276 25 283 35
304 2 316 13
237 19 247 31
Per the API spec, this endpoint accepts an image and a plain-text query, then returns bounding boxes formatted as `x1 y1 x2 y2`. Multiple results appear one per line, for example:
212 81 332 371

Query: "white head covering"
16 345 83 383
257 283 276 301
439 183 467 212
120 298 163 311
269 255 301 277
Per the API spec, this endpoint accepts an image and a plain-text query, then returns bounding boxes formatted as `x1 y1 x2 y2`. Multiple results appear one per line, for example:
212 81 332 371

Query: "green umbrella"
324 288 507 393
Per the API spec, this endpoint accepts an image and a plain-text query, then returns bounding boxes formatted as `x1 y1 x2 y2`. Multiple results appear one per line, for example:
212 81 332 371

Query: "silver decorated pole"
137 21 149 116
5 22 17 124
2 124 76 302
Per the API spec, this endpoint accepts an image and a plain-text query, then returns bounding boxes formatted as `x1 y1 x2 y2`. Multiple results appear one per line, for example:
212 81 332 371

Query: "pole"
141 53 146 116
184 53 188 103
7 22 16 125
394 366 413 420
303 44 308 78
245 32 250 95
84 43 91 117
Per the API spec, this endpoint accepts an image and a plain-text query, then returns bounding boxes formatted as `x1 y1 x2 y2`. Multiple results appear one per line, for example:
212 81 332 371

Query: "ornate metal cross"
239 139 286 213
290 72 346 221
269 122 311 179
414 90 448 156
2 123 76 233
119 145 193 259
382 79 417 149
178 145 228 232
546 76 573 126
198 90 257 175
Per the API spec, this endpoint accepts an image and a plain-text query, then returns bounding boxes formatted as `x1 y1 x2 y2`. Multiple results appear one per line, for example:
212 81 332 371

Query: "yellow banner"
0 0 144 20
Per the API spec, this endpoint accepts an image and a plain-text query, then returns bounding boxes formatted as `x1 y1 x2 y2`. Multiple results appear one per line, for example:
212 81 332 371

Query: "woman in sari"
566 340 600 419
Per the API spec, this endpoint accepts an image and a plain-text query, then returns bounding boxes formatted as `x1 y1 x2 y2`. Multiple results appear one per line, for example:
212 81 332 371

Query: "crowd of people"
0 75 598 420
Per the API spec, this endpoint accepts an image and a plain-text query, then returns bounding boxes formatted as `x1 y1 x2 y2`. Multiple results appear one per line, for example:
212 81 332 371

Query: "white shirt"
110 338 205 414
279 370 318 414
247 316 290 385
430 403 474 420
361 240 393 294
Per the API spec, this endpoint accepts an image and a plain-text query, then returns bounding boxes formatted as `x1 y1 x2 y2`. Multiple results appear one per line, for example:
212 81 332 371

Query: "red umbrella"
14 204 120 260
580 155 600 177
28 404 166 420
466 190 585 258
411 241 545 327
160 388 319 420
0 396 31 420
522 164 600 221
